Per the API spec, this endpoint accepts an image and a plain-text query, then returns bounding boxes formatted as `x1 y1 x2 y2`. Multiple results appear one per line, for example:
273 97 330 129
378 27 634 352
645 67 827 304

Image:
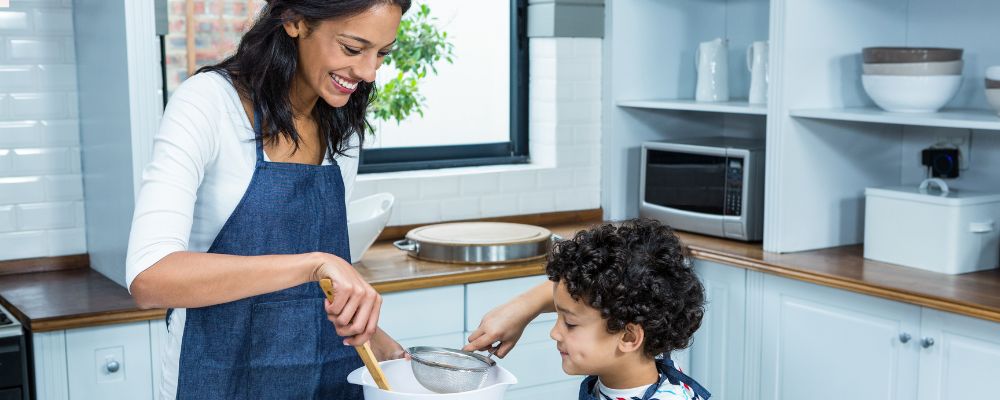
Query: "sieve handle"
320 279 393 391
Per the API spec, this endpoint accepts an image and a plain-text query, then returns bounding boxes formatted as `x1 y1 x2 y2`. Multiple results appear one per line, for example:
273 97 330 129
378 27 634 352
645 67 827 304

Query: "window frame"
358 0 529 174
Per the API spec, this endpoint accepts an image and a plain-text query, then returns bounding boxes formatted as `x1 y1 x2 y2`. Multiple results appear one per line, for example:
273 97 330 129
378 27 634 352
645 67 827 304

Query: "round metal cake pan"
392 222 557 264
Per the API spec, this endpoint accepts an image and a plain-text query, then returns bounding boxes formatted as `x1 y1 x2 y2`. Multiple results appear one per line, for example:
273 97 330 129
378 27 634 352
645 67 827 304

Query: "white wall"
0 0 86 261
353 37 603 226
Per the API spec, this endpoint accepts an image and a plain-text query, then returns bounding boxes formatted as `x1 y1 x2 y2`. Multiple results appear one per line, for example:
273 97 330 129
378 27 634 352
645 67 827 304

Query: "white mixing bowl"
347 192 395 263
862 74 962 113
347 359 518 400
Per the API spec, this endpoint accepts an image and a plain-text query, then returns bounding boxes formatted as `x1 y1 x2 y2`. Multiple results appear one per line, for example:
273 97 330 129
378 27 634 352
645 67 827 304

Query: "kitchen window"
161 0 528 173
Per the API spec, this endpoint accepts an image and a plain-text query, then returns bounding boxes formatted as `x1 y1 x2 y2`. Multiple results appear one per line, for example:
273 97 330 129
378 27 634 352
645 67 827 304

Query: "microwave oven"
639 137 765 241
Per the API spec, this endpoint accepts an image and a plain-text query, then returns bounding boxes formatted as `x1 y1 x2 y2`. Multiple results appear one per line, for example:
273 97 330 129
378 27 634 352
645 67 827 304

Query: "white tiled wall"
0 0 86 261
354 38 603 227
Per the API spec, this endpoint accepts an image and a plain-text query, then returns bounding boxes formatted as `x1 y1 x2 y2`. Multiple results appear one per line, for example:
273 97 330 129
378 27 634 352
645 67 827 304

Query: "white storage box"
864 179 1000 274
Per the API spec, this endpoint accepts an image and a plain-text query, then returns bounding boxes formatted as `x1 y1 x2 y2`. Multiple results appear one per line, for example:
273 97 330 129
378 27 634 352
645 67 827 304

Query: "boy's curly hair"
546 218 705 358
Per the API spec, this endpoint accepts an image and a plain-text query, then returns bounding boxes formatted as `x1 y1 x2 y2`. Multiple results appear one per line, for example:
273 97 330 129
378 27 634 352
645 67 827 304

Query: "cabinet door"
689 260 747 399
396 333 466 352
504 378 581 400
65 322 154 400
149 319 168 400
379 286 465 341
760 275 920 400
917 308 1000 400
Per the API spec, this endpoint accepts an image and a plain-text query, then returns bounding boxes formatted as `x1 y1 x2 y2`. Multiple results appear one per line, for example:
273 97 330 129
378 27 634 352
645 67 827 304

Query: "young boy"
547 218 710 400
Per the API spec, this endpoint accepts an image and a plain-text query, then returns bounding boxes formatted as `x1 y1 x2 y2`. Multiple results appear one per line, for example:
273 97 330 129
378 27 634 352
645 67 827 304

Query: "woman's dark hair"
546 218 706 358
199 0 411 159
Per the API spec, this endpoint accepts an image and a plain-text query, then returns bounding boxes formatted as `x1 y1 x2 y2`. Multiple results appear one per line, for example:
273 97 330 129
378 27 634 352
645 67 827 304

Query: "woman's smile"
331 73 359 94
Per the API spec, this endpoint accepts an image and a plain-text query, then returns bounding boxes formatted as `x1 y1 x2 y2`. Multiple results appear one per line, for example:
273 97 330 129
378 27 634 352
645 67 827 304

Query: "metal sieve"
406 346 497 393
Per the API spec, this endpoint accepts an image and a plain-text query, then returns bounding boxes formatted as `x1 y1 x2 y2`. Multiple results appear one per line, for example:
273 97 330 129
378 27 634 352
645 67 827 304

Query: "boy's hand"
462 299 535 358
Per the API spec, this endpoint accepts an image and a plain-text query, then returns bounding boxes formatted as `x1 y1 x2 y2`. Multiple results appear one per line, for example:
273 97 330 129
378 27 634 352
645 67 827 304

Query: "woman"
126 1 410 398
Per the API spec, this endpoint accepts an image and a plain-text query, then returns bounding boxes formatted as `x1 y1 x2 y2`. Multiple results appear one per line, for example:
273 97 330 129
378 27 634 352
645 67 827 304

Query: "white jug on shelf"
695 38 729 102
747 40 769 104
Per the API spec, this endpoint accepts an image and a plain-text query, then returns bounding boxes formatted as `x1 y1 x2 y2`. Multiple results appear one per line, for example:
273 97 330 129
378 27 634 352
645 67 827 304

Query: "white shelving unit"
790 107 1000 131
602 0 1000 254
618 99 767 115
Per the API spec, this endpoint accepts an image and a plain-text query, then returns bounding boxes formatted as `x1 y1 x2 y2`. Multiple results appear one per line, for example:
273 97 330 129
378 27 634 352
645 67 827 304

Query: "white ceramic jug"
696 38 729 102
747 40 769 104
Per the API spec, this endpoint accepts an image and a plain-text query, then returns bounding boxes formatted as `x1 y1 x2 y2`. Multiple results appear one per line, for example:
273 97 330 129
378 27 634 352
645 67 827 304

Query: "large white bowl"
862 75 962 113
862 60 963 76
986 65 1000 81
987 88 1000 116
347 192 395 264
347 359 518 400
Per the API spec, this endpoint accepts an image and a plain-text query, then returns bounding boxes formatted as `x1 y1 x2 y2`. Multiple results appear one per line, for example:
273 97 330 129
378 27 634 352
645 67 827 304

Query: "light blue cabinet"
917 308 1000 400
688 260 748 400
760 274 922 400
380 286 465 342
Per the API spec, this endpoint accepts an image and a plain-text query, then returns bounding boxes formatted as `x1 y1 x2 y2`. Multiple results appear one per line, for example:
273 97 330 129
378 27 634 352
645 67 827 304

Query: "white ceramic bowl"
862 60 963 76
346 192 395 264
986 88 1000 116
347 359 518 400
861 75 962 113
986 65 1000 81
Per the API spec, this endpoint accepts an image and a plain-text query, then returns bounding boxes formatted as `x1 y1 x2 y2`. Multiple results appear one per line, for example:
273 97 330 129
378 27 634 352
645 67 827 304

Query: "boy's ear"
618 323 646 354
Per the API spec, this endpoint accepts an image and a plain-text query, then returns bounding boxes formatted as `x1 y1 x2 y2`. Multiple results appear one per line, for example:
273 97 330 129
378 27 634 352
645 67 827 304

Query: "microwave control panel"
724 157 743 216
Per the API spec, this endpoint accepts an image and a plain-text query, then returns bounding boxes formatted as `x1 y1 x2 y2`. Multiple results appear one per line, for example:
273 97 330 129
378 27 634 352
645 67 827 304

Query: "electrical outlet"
933 131 972 170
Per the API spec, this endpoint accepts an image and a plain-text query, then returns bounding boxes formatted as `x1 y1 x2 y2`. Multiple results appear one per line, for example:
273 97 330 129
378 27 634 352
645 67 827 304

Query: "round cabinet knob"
898 333 912 343
921 337 935 349
106 360 120 373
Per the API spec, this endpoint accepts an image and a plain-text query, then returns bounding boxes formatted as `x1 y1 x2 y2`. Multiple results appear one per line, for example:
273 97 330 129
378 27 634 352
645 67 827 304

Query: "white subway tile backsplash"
0 120 40 147
572 40 601 58
0 10 30 31
11 147 70 174
15 201 80 230
376 178 421 199
7 37 64 62
529 57 556 80
556 59 590 81
555 188 601 211
499 170 537 192
0 0 86 260
396 199 442 225
33 9 72 33
43 174 81 201
573 123 601 145
419 176 460 199
37 64 76 90
9 92 67 118
480 194 519 217
0 231 47 260
39 119 78 145
536 168 574 189
349 180 377 202
529 40 556 59
439 197 480 221
573 81 601 101
0 205 14 232
518 191 555 214
45 227 85 256
0 66 34 90
574 166 601 187
459 174 500 195
0 176 44 203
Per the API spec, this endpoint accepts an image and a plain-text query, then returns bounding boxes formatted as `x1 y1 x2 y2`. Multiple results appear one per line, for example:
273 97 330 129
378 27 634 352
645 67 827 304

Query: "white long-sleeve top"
125 71 359 399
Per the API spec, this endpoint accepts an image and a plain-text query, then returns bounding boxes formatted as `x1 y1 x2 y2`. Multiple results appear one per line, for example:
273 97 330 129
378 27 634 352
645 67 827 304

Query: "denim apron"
578 358 711 400
173 110 362 399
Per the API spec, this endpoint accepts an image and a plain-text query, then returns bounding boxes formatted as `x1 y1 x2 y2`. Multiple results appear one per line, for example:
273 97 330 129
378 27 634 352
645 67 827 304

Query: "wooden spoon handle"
320 278 392 391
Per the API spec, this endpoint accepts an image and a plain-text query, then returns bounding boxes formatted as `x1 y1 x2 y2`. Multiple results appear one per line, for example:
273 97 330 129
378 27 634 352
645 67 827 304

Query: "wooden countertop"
3 219 1000 332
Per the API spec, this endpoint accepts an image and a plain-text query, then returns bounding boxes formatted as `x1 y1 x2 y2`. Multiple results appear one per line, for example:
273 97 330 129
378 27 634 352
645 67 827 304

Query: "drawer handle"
969 221 994 234
898 333 911 344
921 337 935 349
106 360 120 373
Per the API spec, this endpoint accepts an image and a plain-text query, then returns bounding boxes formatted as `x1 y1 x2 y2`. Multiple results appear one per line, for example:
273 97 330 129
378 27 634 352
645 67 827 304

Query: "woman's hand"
312 252 382 346
369 328 408 361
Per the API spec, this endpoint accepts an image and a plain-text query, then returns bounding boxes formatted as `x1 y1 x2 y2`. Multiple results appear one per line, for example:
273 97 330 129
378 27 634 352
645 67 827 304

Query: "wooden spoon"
319 278 392 391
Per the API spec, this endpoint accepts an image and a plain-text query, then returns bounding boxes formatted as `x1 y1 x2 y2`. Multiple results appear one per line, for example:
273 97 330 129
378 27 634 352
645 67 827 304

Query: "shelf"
790 107 1000 131
617 99 768 116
